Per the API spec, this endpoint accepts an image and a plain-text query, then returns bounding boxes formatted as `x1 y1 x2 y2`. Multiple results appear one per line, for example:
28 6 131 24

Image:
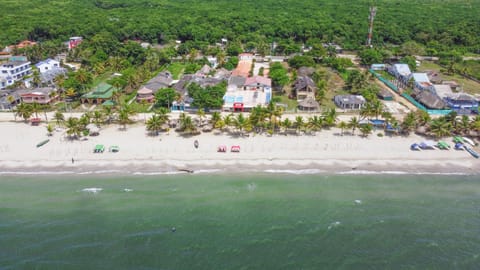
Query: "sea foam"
81 188 103 194
263 169 325 175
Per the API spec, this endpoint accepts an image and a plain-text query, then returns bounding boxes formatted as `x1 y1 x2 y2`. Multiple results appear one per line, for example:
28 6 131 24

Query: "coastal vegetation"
1 0 479 54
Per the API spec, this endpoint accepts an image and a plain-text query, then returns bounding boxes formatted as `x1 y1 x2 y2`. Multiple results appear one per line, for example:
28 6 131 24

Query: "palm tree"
53 74 65 92
249 106 267 133
117 105 136 130
79 113 91 130
53 111 65 126
108 56 124 72
371 100 384 120
74 69 92 92
16 103 33 122
178 113 197 134
210 112 222 128
32 69 41 87
46 124 54 136
223 114 234 132
415 110 431 127
471 116 480 133
322 108 338 128
429 118 452 138
65 88 77 99
31 102 41 119
92 110 105 126
360 124 373 137
401 112 416 135
196 108 206 126
233 113 251 136
266 102 283 134
7 95 16 121
349 116 360 135
155 107 170 124
445 111 459 133
65 117 81 139
146 114 164 136
459 115 470 135
103 105 115 125
307 116 323 132
294 116 305 134
338 121 348 136
281 118 293 134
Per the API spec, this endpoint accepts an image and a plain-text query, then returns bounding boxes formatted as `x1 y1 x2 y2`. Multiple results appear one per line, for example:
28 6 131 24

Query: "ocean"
1 173 479 269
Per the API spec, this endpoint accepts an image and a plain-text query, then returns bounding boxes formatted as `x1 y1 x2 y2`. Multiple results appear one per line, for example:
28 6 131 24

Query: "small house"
412 89 445 110
298 96 319 112
141 71 173 93
370 64 386 71
81 83 118 104
293 76 317 101
389 63 411 81
411 73 433 91
20 88 56 104
444 93 478 114
35 59 60 73
334 95 366 110
441 81 461 91
377 88 393 101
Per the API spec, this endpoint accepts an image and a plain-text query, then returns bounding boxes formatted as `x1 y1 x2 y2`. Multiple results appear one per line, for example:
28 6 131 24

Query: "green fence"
369 69 452 115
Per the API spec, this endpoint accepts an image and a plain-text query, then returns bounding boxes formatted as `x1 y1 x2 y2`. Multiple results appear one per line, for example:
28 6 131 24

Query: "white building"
0 61 32 89
35 58 60 73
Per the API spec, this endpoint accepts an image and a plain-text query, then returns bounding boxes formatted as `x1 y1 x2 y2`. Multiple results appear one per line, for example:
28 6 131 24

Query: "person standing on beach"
72 157 74 164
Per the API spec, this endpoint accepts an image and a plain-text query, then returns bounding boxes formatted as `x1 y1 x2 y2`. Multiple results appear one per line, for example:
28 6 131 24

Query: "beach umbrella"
416 126 427 135
168 120 178 128
86 124 100 135
202 124 213 132
161 123 170 131
468 130 479 138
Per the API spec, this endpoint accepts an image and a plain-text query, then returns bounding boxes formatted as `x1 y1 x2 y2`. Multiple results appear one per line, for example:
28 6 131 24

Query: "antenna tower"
366 6 377 47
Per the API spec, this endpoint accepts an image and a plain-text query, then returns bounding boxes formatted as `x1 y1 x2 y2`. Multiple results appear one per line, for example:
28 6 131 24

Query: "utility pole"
366 6 377 48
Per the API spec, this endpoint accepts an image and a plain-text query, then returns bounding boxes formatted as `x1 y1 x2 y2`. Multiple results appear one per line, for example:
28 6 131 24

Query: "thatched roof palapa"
298 97 320 111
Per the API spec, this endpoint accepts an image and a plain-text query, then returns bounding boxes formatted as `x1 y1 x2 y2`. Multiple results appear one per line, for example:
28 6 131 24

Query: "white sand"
0 119 478 175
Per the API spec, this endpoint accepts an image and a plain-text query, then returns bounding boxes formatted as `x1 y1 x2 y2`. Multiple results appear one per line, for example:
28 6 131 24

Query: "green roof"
82 83 117 99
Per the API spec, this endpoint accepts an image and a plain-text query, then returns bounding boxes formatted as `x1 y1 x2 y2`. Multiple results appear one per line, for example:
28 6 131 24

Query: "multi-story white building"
35 58 60 73
0 61 32 89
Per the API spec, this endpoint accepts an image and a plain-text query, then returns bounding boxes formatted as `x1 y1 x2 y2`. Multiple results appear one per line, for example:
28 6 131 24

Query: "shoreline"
0 159 477 176
1 121 479 176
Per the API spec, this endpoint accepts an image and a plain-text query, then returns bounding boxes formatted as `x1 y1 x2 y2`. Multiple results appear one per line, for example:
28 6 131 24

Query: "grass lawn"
167 62 186 79
273 94 298 112
418 61 480 94
92 71 113 87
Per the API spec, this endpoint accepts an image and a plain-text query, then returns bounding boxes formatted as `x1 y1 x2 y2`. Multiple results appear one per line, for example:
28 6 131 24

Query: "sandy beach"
0 113 478 175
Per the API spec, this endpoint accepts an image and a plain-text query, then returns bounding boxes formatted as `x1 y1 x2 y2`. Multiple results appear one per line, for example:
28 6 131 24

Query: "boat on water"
464 146 479 158
36 139 50 148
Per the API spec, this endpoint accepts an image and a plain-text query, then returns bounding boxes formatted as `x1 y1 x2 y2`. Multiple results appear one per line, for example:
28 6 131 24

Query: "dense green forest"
1 0 479 53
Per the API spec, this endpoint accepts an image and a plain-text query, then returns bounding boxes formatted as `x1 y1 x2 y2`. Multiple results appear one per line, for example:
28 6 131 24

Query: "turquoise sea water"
1 173 479 269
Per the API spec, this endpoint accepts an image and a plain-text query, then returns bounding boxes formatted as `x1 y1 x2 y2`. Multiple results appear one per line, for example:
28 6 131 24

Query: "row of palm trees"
48 103 138 139
144 104 480 140
143 103 379 137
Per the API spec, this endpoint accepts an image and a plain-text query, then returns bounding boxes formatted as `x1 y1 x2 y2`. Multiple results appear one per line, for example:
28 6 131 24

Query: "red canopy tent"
231 145 241 152
233 102 244 112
